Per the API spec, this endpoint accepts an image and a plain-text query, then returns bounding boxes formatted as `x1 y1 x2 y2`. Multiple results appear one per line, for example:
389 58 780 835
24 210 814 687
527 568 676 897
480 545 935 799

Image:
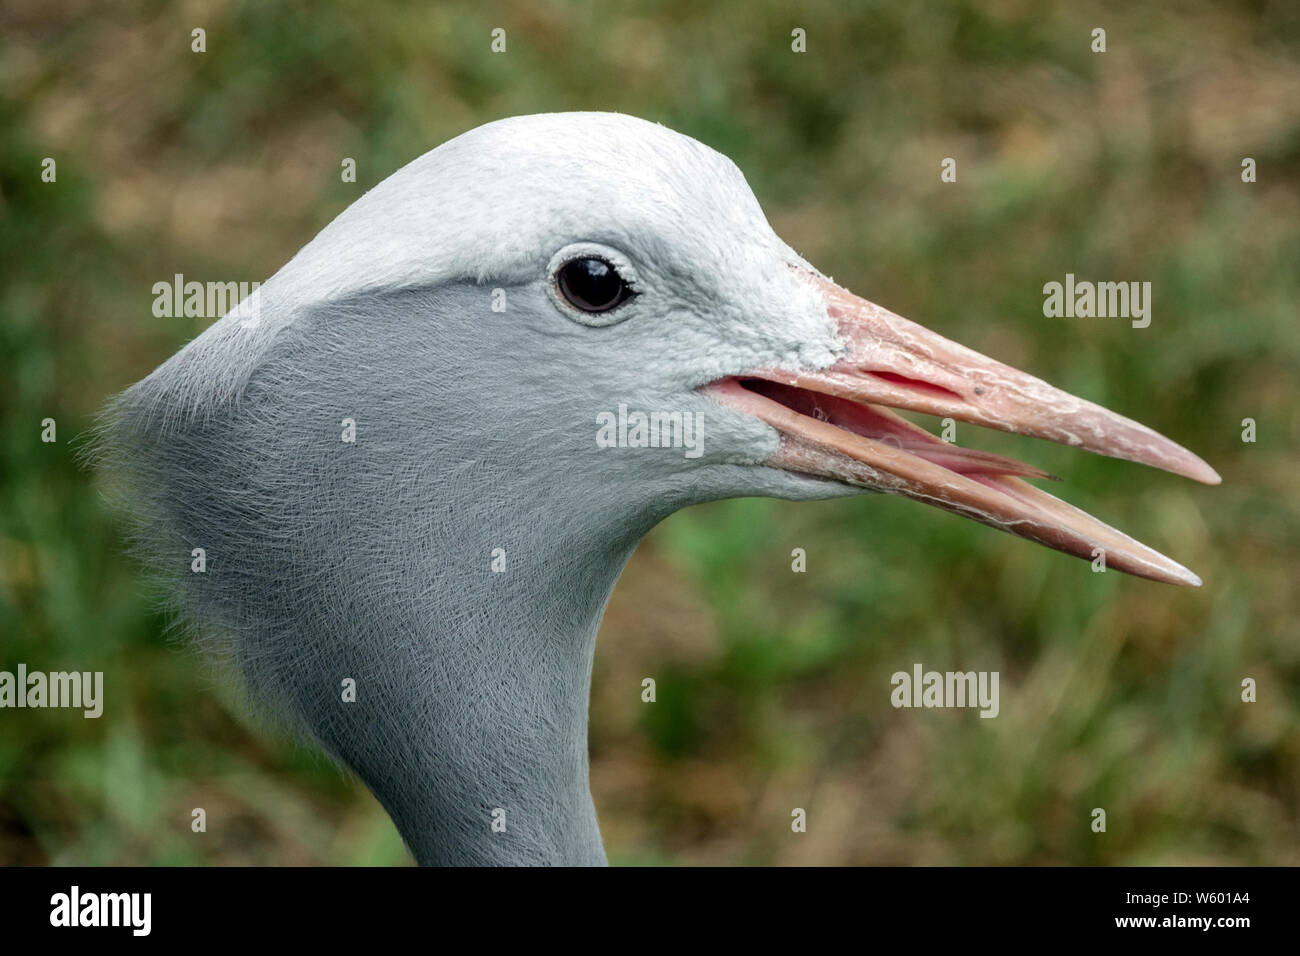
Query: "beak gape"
707 272 1219 586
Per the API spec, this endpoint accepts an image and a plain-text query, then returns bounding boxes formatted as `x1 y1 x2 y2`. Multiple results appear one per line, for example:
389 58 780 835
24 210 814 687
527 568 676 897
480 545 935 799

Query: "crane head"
102 111 1219 604
360 112 1215 586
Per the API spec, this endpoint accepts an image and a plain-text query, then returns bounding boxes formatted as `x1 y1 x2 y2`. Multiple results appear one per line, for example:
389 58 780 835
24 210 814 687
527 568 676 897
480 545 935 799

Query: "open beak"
706 272 1219 586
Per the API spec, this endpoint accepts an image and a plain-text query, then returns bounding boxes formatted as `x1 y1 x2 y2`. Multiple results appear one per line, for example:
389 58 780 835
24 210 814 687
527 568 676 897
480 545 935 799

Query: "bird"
95 111 1219 866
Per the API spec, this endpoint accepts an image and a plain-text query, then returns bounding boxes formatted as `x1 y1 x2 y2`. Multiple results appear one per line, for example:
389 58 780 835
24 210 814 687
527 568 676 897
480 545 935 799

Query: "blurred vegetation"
1 0 1297 865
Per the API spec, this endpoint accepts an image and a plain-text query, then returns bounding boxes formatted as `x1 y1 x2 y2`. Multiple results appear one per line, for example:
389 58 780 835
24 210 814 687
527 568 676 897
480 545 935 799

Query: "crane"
96 112 1218 865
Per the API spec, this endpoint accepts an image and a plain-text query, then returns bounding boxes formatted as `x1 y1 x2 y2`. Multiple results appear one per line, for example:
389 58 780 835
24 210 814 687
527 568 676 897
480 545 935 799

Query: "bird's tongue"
706 273 1219 586
740 378 1059 480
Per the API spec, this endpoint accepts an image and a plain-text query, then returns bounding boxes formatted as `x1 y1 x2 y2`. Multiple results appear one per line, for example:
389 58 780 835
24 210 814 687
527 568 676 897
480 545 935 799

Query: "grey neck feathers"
102 284 688 865
305 512 634 866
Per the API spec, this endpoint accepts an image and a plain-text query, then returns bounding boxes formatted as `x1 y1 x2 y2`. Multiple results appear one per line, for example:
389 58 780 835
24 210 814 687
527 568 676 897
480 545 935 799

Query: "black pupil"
558 257 629 312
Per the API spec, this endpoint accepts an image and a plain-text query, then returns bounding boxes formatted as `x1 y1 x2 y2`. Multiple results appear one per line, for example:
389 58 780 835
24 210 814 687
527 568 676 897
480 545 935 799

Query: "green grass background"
1 0 1297 864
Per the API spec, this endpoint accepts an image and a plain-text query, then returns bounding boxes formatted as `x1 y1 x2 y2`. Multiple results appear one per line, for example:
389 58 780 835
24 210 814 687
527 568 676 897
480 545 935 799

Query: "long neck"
279 493 647 866
386 573 618 866
363 610 611 865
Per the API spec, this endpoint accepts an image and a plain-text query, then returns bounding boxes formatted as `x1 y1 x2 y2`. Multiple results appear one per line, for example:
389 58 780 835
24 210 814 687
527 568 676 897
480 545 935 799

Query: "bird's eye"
556 256 634 314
